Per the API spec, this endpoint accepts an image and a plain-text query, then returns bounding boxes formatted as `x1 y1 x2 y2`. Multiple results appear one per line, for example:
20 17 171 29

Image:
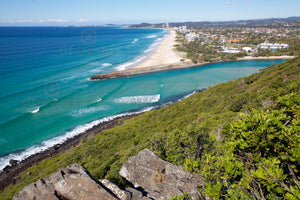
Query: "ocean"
0 26 285 170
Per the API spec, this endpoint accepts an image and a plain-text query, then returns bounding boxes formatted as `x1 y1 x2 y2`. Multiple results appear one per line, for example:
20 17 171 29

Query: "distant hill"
128 16 300 28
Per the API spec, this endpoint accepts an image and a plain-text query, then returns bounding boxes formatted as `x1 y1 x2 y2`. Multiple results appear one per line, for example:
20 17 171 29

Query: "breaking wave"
114 94 160 103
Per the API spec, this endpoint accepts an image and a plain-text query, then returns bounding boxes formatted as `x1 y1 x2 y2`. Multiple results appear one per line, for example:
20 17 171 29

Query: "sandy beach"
90 54 296 80
134 29 189 69
90 29 296 80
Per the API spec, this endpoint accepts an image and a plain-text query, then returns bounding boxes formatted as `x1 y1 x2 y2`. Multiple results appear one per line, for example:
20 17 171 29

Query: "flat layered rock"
120 149 203 200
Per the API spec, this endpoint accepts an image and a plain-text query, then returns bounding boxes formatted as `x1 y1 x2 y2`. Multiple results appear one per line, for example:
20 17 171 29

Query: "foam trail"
114 94 160 103
144 38 163 53
146 35 157 38
132 39 139 44
0 107 153 171
93 98 102 103
179 91 197 101
102 63 112 67
115 56 147 71
30 107 40 114
116 36 164 71
70 106 109 117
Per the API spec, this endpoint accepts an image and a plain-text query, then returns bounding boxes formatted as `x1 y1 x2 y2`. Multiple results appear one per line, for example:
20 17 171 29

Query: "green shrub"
1 57 300 200
170 192 192 200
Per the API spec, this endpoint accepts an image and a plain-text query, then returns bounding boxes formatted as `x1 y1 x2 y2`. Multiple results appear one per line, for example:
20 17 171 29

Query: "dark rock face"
13 149 203 200
120 149 203 200
9 159 18 167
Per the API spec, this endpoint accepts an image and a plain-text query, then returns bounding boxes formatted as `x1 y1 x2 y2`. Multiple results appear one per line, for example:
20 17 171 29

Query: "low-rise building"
177 26 187 33
221 46 241 54
242 47 253 52
257 42 289 51
185 32 199 42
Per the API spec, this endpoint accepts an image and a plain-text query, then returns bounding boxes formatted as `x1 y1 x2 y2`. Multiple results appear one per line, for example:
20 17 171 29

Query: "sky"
0 0 299 26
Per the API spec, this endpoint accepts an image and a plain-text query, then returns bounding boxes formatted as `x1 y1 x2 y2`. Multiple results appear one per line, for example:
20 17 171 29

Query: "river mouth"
0 27 286 171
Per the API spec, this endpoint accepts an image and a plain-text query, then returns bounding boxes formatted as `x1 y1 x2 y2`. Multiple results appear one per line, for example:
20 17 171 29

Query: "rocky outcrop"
100 179 131 200
13 164 118 200
13 149 203 200
120 149 203 200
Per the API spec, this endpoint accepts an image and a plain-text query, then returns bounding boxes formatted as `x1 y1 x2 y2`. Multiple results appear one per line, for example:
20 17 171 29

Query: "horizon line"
0 16 299 27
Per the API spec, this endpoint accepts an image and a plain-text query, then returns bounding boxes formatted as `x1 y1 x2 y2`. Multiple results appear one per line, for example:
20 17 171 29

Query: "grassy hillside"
1 57 299 199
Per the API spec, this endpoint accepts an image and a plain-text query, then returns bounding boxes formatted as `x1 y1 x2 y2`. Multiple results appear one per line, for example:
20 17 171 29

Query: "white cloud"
46 19 68 22
79 18 89 22
1 19 34 23
0 19 70 24
38 19 69 23
225 2 233 5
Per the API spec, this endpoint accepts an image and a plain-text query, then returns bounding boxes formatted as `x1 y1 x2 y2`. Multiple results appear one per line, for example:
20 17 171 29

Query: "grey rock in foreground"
120 149 203 200
13 164 118 200
13 149 203 200
100 179 131 200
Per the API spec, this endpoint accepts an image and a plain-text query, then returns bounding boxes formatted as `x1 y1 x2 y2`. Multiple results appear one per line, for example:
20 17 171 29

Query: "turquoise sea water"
0 27 285 169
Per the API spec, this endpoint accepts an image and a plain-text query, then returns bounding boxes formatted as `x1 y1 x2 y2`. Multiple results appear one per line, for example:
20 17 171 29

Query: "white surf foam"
93 98 102 103
115 56 147 71
70 106 109 117
116 35 164 71
144 38 163 53
132 39 139 44
114 94 160 104
30 107 40 114
90 68 104 73
102 63 112 67
0 107 153 171
180 91 197 101
91 63 113 73
146 34 157 38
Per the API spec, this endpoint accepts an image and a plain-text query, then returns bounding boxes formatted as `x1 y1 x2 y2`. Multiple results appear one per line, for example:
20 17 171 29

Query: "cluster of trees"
163 59 300 199
254 48 295 57
161 92 300 199
197 92 299 199
176 33 241 63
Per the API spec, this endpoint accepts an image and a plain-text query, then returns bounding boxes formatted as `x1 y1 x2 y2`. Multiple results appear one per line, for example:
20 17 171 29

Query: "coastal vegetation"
174 21 300 63
1 57 300 199
175 32 244 63
176 30 299 64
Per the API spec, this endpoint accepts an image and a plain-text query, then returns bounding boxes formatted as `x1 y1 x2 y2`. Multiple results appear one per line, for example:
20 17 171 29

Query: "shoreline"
0 87 202 191
91 28 295 81
133 29 187 69
115 29 169 71
0 113 142 190
90 55 295 80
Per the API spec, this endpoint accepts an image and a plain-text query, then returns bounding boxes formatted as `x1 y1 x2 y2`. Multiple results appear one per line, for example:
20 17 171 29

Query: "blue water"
0 27 285 169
